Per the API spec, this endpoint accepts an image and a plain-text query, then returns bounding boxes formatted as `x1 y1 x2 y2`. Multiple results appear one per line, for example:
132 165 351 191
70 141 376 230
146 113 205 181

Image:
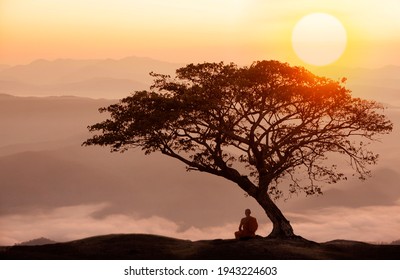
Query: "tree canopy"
84 60 393 238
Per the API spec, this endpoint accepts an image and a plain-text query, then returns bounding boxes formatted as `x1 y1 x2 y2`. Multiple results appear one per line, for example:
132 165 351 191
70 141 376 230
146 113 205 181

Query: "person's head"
245 209 251 217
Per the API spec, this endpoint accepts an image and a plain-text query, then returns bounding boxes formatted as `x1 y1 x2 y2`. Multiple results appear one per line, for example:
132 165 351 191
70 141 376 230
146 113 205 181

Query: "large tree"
84 61 392 239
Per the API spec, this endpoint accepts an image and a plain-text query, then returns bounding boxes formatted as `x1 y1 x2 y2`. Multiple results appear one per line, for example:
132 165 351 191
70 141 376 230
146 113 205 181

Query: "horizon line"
2 56 400 70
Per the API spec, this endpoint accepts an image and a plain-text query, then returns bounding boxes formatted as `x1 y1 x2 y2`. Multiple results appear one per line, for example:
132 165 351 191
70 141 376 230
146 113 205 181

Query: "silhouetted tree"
84 61 393 239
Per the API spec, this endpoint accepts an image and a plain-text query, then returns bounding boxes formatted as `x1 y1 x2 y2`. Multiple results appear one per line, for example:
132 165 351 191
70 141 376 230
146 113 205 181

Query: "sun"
292 13 347 66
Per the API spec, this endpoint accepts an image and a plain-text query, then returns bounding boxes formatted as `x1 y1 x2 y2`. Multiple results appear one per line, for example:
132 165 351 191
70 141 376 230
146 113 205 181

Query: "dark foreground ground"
1 234 400 260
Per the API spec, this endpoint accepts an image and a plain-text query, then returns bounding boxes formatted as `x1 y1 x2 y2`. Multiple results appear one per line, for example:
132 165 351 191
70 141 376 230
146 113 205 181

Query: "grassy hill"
1 234 400 260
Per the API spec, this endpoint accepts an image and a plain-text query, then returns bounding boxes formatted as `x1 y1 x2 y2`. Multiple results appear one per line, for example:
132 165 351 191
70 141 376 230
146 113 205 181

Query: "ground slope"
1 234 399 260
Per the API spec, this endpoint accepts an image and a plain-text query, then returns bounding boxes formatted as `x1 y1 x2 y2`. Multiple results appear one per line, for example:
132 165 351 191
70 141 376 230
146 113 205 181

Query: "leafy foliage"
84 60 393 200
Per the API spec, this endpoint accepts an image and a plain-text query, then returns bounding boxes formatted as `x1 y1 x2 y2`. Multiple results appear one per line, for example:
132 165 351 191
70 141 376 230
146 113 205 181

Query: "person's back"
243 216 258 235
235 209 258 239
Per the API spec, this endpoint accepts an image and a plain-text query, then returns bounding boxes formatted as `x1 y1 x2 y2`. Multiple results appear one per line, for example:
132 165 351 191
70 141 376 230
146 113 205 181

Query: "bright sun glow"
292 13 347 66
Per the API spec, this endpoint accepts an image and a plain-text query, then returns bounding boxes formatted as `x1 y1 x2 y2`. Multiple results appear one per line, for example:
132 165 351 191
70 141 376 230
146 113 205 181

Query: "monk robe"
235 216 258 239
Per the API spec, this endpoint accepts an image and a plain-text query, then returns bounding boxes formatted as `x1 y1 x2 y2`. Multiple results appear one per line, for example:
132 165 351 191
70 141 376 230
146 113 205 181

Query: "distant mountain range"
0 56 181 98
0 57 399 104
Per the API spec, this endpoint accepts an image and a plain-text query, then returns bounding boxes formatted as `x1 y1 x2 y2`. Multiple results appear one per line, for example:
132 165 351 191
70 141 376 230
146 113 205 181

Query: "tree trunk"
255 193 297 239
225 169 298 239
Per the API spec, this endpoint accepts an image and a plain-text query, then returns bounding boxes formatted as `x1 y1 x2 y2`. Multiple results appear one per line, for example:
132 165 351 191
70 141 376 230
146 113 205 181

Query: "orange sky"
1 0 400 67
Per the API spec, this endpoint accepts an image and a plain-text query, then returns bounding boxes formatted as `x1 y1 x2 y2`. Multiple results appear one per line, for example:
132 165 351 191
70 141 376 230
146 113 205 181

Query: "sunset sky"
1 0 400 67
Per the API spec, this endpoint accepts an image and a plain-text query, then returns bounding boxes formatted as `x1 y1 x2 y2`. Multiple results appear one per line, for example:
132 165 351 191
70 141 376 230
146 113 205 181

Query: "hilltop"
1 234 400 260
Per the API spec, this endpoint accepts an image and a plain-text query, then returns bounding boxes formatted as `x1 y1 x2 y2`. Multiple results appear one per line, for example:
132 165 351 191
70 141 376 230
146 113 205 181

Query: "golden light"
292 13 347 66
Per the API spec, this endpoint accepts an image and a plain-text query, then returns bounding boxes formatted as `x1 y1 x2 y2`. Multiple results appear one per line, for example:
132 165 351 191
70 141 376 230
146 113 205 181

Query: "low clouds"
288 203 400 243
0 203 243 245
1 202 400 245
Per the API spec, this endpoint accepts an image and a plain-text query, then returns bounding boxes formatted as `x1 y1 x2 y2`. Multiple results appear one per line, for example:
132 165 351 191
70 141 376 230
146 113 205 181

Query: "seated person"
235 208 258 239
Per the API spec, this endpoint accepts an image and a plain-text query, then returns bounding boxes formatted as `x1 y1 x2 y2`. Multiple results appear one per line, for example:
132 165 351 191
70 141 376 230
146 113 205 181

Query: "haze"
1 0 400 245
1 0 400 67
